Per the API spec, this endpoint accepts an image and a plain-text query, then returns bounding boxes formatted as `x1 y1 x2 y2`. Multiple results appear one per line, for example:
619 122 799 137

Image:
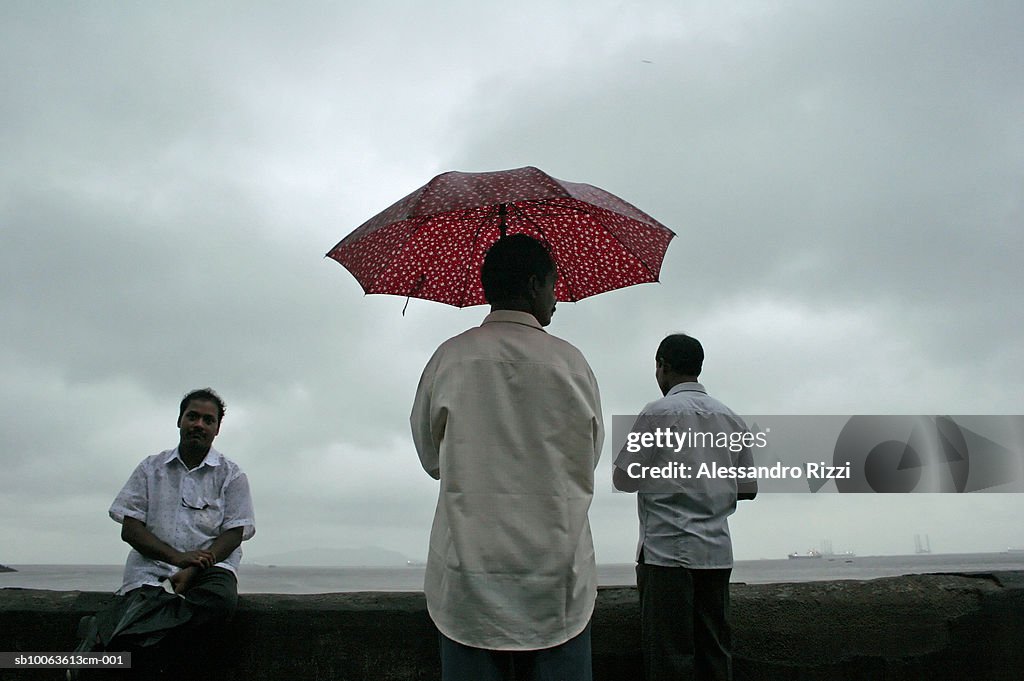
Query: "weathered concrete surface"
2 571 1022 680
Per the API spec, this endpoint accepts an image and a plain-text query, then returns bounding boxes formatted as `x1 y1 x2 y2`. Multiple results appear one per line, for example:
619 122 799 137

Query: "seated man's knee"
184 570 238 619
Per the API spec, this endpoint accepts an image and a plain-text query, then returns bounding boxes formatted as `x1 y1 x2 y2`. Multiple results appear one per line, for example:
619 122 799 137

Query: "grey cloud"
2 1 1021 564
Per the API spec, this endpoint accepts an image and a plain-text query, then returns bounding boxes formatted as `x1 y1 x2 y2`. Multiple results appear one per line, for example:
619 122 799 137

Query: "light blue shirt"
614 382 752 568
109 447 255 594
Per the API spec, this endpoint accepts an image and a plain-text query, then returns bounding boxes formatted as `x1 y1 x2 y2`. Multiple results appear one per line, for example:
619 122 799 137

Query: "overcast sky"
2 1 1022 567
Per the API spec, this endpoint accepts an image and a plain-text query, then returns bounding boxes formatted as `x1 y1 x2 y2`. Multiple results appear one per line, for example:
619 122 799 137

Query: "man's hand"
738 480 758 501
613 464 641 493
122 518 220 568
170 566 200 594
173 549 216 569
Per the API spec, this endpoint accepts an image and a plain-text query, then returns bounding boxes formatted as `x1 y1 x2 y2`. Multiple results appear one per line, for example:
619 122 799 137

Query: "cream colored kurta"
411 310 604 650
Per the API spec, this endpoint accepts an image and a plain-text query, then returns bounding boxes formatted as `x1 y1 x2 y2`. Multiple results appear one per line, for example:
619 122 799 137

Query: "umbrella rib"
383 217 429 295
590 204 676 280
514 201 582 303
543 199 671 281
455 208 498 308
357 215 436 301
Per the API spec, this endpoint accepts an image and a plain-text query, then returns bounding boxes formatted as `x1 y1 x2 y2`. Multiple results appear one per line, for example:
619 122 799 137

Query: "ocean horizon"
3 552 1023 594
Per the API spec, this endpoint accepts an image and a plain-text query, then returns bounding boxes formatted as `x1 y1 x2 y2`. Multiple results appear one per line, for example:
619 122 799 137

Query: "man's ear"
526 274 540 299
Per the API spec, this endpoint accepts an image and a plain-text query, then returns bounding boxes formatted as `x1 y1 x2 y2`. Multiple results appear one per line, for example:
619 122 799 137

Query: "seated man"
73 388 255 673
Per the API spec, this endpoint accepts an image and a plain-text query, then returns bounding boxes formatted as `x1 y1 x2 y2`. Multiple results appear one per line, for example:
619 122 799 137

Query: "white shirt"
411 310 604 650
109 447 256 594
614 382 752 568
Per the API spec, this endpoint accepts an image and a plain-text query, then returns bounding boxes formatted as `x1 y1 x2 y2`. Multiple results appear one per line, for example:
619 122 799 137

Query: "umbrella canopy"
326 166 675 308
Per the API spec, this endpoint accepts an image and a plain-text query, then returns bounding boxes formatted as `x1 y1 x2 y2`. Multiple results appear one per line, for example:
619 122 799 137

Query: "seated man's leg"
94 586 178 649
97 569 236 649
143 568 239 678
178 566 238 627
69 570 238 679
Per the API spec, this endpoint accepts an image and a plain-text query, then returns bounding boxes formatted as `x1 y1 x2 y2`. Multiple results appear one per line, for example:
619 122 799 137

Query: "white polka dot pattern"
326 166 676 307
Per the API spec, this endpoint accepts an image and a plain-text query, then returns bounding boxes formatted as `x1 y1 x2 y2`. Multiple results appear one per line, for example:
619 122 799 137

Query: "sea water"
3 553 1023 594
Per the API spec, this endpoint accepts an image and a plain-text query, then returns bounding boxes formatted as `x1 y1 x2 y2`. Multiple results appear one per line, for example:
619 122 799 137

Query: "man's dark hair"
481 234 556 304
179 388 226 423
656 334 704 377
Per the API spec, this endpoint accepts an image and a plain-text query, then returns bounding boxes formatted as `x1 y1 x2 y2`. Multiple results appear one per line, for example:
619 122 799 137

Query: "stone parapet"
2 571 1022 679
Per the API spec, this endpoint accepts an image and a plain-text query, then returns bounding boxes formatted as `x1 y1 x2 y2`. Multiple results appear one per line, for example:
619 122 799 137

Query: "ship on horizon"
915 534 932 554
821 539 856 558
788 539 856 560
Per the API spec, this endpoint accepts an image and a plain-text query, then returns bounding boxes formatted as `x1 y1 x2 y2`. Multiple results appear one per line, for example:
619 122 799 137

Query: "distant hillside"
249 547 412 567
0 564 16 573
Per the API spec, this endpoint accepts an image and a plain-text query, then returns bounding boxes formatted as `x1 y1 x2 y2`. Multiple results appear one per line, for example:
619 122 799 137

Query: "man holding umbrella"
411 234 604 680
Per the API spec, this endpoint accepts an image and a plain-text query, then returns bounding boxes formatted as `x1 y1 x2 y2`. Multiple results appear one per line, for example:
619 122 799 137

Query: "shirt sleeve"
411 349 443 480
108 460 150 525
613 410 660 471
587 365 605 470
220 469 256 540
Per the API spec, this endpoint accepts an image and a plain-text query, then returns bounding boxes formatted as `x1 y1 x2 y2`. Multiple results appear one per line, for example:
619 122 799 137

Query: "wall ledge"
2 570 1022 679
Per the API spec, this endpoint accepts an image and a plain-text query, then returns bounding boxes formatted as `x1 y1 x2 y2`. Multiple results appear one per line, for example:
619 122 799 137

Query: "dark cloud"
1 1 1021 564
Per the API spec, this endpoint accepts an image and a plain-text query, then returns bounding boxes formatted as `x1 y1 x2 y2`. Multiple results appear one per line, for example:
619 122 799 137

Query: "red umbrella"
326 166 675 308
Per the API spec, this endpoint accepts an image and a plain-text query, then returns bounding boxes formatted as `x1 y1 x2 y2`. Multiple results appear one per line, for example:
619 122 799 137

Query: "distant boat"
406 560 426 567
820 539 855 558
1006 548 1024 554
914 534 932 554
0 564 15 573
787 550 823 559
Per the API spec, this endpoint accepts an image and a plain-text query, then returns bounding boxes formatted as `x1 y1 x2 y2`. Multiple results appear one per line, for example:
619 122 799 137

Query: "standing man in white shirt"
73 388 255 661
411 234 604 681
613 335 756 681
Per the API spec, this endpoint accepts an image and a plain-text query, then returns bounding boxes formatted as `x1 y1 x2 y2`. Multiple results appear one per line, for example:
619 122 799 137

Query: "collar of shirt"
480 309 546 331
665 381 707 396
161 447 224 469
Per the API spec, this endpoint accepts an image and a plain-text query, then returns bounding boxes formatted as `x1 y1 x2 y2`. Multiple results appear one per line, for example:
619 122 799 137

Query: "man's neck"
178 444 210 470
489 299 532 315
663 375 700 396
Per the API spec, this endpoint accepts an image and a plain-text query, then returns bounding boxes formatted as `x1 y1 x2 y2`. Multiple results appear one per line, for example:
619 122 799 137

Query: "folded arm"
121 516 216 569
168 527 244 594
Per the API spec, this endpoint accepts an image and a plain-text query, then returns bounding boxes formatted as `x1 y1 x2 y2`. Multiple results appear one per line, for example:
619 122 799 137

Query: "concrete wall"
2 571 1022 680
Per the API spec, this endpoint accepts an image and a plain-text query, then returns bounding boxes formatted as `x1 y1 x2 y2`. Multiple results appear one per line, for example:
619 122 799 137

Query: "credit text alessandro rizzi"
622 460 851 481
621 428 850 482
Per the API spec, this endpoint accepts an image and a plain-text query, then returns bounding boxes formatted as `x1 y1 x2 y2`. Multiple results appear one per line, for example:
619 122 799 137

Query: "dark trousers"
75 568 237 679
439 622 592 681
636 561 732 681
95 567 238 650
